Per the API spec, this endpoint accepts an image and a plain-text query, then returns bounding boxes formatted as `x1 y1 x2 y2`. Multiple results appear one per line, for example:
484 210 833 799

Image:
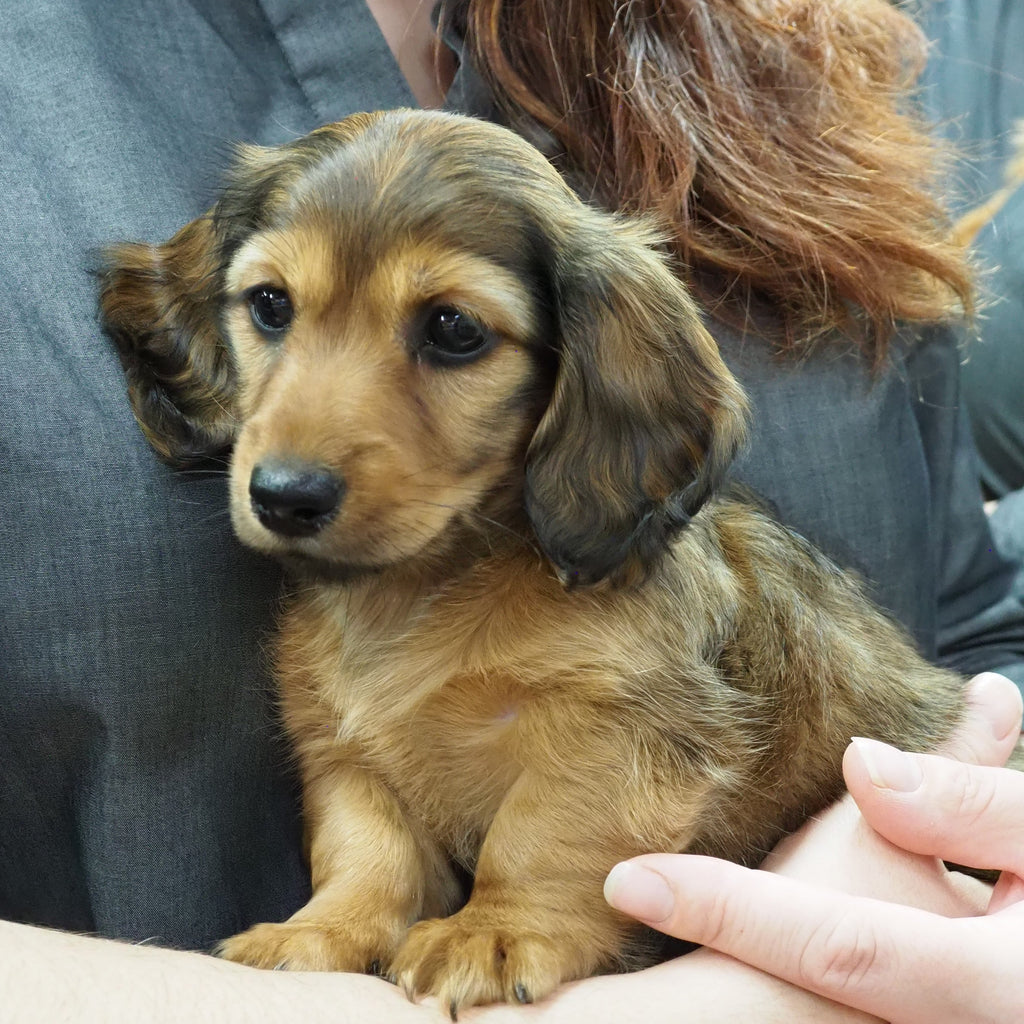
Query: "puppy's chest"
310 613 535 840
284 572 625 849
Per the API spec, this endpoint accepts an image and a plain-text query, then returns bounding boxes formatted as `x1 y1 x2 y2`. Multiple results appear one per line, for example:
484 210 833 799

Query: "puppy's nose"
249 460 344 537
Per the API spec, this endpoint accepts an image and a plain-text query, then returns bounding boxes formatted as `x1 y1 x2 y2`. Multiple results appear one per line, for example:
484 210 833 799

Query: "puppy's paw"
217 919 399 974
388 911 573 1016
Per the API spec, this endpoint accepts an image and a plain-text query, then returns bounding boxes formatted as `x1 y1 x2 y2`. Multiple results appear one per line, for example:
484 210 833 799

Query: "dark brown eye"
248 286 293 333
423 307 490 361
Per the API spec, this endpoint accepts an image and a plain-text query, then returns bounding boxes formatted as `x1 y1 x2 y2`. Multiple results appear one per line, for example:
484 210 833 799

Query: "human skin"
605 672 1024 1024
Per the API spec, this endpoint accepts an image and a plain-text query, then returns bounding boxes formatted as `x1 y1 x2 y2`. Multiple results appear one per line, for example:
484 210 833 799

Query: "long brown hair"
453 0 972 360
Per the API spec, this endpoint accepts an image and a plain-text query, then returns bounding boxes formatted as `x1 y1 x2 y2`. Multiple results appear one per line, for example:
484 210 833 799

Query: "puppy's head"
100 110 746 587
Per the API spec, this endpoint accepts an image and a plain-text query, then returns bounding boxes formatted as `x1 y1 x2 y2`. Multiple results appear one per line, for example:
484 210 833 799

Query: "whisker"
192 507 235 527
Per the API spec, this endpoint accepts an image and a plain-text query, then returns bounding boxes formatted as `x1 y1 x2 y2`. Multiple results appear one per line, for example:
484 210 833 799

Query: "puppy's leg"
389 755 708 1013
218 758 457 972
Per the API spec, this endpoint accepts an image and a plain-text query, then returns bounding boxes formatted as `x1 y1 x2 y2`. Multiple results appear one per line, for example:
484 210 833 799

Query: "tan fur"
98 109 964 1014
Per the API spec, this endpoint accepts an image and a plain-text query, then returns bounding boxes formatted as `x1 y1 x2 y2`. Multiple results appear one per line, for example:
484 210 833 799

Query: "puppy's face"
101 111 747 586
223 208 548 574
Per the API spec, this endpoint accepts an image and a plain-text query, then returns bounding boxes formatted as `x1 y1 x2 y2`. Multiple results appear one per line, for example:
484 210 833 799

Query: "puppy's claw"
390 914 576 1011
397 973 417 1003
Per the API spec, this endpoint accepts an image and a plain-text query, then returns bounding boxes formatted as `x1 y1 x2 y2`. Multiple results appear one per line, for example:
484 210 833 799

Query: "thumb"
935 672 1022 766
843 738 1024 879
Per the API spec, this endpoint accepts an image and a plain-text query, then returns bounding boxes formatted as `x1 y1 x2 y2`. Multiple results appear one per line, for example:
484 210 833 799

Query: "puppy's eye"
248 286 294 333
423 307 491 362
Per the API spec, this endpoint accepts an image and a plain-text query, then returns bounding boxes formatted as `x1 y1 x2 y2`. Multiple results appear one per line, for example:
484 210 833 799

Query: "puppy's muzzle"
249 459 344 538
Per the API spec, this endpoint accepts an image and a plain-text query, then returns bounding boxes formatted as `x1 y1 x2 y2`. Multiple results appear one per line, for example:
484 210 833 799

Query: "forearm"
0 918 880 1024
0 920 442 1024
462 949 880 1024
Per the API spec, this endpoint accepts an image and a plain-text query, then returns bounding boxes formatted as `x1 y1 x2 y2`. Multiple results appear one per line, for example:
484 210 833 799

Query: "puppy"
99 109 965 1013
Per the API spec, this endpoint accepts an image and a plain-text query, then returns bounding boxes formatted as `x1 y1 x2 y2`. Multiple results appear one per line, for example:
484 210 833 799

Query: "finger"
843 737 1024 878
761 793 993 916
989 869 1024 915
604 854 1019 1024
936 672 1022 766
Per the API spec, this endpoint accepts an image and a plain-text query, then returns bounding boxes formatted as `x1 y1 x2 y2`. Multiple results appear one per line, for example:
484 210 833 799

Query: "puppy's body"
99 109 964 1011
282 499 956 873
233 495 961 1007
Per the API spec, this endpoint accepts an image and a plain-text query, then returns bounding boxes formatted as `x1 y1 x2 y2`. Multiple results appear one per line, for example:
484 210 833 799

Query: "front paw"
389 910 574 1016
217 918 400 973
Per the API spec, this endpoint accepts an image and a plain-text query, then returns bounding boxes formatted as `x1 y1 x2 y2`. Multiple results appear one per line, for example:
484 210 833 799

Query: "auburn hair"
451 0 972 361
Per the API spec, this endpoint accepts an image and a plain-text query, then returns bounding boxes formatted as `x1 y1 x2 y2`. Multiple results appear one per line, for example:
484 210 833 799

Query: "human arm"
0 919 454 1024
604 673 1024 1024
4 914 886 1024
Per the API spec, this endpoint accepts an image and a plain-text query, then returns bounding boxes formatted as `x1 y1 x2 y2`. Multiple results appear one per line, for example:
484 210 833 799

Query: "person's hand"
604 672 1024 1024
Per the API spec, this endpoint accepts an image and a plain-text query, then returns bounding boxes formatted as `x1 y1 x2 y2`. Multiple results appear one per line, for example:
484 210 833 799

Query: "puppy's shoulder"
662 482 861 617
693 483 843 569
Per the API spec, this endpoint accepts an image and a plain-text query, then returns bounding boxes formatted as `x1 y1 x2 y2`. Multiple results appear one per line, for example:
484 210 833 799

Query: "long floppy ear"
98 215 237 465
98 114 389 466
524 214 748 588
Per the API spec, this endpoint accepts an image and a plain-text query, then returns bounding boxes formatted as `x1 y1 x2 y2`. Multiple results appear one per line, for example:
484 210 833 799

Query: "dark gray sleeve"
939 478 1024 691
904 330 1024 691
719 316 1024 697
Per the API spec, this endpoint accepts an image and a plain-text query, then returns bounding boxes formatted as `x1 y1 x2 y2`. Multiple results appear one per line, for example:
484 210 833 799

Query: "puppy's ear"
99 215 237 465
525 216 748 588
98 115 389 466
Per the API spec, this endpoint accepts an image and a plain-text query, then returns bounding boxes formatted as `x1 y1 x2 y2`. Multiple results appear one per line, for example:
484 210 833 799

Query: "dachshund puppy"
99 109 964 1013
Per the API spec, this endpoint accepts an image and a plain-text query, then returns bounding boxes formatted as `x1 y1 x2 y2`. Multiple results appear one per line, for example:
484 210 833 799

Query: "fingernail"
850 737 923 792
604 862 675 923
967 672 1023 743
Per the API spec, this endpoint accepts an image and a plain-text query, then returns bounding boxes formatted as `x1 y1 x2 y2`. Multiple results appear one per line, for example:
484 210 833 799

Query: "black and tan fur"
99 109 965 1013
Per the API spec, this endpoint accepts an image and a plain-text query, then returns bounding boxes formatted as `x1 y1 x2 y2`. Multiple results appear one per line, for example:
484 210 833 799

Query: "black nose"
249 460 344 537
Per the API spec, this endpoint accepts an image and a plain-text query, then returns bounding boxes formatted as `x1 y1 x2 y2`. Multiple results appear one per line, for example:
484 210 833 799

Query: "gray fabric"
991 489 1024 565
1 0 1022 950
980 487 1024 660
721 320 1024 687
0 0 412 948
921 0 1024 498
